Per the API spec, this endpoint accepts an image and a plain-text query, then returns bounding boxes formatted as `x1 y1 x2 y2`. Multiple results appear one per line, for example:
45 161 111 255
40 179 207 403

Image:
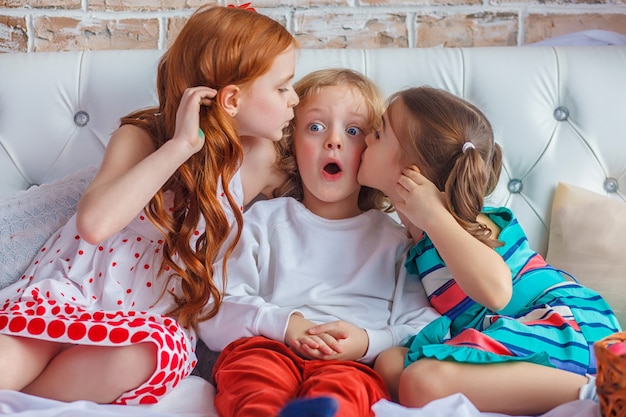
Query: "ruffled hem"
404 314 553 369
406 342 553 368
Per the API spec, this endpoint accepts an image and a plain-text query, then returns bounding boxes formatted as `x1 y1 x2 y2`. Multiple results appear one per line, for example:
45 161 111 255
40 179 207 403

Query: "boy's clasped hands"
287 313 368 361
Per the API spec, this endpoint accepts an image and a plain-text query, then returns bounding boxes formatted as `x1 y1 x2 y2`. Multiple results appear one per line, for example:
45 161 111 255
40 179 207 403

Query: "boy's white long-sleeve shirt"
199 197 439 364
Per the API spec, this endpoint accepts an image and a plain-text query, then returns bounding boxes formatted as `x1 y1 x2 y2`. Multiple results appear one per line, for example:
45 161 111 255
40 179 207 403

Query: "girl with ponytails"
359 86 620 415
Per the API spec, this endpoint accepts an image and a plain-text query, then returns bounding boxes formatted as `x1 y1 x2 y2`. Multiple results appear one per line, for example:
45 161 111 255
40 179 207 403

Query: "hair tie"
462 142 475 154
227 2 256 11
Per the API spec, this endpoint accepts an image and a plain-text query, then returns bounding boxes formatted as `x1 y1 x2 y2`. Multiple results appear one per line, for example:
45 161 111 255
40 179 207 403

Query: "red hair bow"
227 2 256 12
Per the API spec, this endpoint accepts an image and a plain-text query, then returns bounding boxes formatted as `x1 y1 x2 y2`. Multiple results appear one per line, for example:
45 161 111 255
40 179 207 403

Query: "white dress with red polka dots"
0 173 243 405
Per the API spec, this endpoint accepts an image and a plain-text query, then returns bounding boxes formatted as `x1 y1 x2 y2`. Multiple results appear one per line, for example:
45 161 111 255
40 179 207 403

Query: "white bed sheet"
0 375 218 417
373 395 600 417
0 379 600 417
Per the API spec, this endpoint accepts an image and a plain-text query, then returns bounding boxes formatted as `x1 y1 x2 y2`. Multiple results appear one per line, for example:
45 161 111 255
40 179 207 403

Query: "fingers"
295 333 343 357
396 165 431 199
398 166 422 187
310 333 343 355
173 87 218 152
293 344 332 360
184 86 218 101
178 87 217 115
395 175 414 199
307 323 349 340
402 165 421 179
317 332 344 354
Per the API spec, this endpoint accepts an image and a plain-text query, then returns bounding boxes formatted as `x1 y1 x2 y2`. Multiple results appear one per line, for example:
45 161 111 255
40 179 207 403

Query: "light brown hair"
388 86 503 247
121 5 297 328
276 68 391 212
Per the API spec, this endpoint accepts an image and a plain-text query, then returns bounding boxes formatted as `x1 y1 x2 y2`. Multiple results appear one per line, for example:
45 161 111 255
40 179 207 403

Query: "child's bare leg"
373 346 408 402
23 343 157 403
399 359 586 415
0 334 67 390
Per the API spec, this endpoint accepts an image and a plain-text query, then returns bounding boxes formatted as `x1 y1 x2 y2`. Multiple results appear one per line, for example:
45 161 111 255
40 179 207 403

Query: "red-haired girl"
0 4 298 405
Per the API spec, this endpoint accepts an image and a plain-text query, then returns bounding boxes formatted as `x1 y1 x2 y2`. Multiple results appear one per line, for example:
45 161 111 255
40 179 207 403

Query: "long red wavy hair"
121 5 296 328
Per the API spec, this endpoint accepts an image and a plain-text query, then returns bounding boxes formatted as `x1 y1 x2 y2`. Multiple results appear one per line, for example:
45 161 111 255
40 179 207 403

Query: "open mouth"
323 163 341 175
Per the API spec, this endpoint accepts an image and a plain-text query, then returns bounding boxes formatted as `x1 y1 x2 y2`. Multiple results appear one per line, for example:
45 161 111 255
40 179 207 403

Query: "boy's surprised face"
294 85 369 219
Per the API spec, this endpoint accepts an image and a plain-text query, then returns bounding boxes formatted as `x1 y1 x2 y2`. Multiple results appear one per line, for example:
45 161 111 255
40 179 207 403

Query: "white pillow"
0 166 97 288
546 182 626 328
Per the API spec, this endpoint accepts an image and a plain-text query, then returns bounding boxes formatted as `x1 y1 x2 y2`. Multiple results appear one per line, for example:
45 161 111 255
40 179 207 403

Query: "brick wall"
1 0 626 52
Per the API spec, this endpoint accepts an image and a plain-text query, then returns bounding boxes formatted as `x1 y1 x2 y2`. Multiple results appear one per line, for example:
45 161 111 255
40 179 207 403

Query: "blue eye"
346 126 363 136
309 123 324 132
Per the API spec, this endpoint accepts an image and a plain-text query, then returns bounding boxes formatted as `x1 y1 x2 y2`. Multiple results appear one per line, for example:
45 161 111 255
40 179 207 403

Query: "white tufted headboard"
1 46 625 257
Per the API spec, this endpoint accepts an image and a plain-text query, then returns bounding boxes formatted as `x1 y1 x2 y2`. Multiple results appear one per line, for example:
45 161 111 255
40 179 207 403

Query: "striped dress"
404 207 621 375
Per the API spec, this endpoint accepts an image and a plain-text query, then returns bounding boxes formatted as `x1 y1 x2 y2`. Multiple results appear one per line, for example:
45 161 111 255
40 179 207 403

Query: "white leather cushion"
0 166 97 288
546 182 626 327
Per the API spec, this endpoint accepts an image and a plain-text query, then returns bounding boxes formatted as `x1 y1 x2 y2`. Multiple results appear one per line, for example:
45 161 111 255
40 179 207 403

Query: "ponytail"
445 145 499 248
391 87 504 249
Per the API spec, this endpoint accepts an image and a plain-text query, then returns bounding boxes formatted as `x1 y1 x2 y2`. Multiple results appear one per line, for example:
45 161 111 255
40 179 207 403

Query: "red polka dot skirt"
0 288 195 404
0 185 243 404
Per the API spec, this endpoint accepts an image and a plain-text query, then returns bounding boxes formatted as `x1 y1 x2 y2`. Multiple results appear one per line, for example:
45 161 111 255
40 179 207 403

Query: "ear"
219 84 241 117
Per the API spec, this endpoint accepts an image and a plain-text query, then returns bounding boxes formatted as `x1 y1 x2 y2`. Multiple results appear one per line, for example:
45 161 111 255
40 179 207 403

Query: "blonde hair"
121 5 297 328
388 86 503 247
276 68 391 212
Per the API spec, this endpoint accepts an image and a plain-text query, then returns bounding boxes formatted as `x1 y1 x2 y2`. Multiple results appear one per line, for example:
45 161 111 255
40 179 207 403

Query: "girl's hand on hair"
395 166 448 233
172 86 217 155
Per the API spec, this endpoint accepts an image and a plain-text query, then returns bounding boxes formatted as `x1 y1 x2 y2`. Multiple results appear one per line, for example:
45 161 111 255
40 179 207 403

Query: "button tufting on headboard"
507 179 524 194
73 111 90 127
553 106 570 121
604 178 619 193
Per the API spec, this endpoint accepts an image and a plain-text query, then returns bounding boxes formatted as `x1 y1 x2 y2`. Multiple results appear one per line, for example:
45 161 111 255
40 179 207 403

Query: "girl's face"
236 45 299 141
357 106 405 200
294 85 370 219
